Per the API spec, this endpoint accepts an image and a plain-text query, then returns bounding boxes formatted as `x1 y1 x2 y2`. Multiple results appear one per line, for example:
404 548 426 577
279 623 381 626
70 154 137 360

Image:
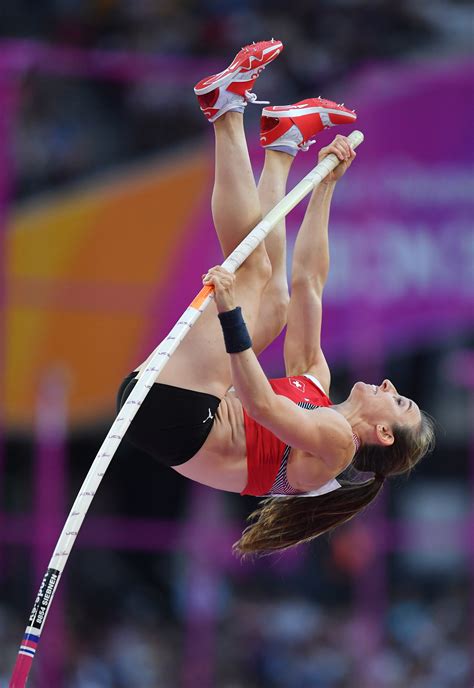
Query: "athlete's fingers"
319 142 348 162
202 268 219 283
203 266 223 279
203 267 235 290
334 139 356 164
334 139 351 159
319 145 343 162
323 135 352 160
333 145 346 161
205 266 233 279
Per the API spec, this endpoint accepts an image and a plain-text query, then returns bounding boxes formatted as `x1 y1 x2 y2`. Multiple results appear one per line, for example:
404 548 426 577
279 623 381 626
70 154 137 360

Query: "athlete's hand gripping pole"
9 130 364 687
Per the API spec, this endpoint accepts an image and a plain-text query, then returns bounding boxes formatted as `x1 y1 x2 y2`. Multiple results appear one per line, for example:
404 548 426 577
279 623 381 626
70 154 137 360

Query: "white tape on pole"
10 129 364 687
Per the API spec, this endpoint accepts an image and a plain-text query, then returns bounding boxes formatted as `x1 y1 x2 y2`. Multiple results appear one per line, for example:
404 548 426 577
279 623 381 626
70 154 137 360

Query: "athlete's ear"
375 424 394 446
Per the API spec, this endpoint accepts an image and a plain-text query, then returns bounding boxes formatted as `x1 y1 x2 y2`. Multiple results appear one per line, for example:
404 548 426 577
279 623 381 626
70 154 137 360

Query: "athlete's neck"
330 400 367 445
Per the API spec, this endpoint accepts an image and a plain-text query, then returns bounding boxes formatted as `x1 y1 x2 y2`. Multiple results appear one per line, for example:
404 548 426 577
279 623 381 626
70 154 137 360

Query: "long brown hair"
234 411 435 558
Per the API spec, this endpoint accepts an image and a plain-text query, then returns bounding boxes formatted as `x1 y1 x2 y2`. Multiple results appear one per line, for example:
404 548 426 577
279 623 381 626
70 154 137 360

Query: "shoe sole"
262 105 356 120
194 42 283 95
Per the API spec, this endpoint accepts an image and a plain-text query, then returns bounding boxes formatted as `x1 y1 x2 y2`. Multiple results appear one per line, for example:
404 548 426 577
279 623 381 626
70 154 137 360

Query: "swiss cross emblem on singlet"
289 378 306 394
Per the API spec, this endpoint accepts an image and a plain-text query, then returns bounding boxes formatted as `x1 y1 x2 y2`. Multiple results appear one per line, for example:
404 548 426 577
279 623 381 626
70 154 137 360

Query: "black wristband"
218 306 252 354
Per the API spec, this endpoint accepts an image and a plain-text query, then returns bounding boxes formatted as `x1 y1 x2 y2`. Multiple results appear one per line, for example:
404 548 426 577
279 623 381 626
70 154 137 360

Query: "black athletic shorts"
116 372 221 466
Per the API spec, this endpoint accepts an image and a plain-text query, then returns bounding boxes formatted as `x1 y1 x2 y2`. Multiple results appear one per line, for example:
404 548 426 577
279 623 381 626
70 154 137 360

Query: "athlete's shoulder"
308 406 354 469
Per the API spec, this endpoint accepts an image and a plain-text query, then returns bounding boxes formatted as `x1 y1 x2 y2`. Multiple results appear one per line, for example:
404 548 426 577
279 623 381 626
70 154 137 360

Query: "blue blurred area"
1 1 473 687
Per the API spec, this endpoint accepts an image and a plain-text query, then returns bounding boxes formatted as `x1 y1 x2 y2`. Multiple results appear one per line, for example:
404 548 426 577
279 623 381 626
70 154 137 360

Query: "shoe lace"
244 90 269 106
299 139 316 152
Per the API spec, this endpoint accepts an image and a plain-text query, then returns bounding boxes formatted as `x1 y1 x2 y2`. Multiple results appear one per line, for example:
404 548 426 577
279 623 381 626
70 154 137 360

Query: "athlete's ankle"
263 148 296 168
213 110 245 127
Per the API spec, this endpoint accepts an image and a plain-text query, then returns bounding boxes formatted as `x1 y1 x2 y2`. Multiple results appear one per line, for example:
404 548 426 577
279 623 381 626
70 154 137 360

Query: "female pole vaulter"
118 40 435 556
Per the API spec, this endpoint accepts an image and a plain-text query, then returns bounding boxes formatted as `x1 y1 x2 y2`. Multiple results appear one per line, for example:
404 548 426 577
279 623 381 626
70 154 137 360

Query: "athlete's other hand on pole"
320 134 356 184
203 266 236 313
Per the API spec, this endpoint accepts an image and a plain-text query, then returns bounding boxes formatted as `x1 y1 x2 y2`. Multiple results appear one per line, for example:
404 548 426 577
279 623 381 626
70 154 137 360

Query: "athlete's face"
350 379 421 431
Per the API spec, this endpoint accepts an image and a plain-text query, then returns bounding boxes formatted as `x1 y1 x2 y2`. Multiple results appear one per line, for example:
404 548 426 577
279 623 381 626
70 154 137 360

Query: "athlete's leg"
144 111 271 398
252 150 294 354
211 112 264 259
252 98 357 354
135 41 288 394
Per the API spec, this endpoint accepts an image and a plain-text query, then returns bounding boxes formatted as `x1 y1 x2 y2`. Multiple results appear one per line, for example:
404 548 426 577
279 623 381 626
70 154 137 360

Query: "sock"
266 144 298 156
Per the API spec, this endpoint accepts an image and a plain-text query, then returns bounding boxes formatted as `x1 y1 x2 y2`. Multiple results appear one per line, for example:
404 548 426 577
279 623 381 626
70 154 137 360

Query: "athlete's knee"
260 250 273 285
277 290 290 331
291 253 329 292
243 245 272 286
291 271 326 298
266 283 290 332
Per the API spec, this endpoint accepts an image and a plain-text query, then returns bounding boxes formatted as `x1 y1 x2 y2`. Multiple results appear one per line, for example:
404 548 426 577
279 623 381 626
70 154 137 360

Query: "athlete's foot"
260 98 357 155
194 39 283 123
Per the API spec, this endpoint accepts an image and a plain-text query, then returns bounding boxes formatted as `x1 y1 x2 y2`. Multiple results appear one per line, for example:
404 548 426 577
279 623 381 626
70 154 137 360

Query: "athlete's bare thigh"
146 260 269 398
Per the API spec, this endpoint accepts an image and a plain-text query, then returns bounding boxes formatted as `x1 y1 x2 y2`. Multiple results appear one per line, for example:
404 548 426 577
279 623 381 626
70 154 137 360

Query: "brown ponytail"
234 411 435 558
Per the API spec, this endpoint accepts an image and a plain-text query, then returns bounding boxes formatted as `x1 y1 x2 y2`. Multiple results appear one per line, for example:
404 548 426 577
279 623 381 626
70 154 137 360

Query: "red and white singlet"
241 374 341 498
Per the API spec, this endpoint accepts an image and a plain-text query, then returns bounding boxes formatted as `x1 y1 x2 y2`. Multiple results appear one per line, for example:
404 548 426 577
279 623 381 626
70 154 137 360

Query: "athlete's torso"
174 389 248 492
241 375 333 496
175 374 339 497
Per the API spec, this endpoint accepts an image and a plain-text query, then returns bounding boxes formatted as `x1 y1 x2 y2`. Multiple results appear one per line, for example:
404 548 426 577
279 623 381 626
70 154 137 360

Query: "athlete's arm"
228 346 353 469
284 136 356 394
203 266 353 471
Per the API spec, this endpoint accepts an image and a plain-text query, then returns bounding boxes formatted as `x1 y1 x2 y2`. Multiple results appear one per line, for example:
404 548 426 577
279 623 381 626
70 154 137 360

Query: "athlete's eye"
396 397 403 406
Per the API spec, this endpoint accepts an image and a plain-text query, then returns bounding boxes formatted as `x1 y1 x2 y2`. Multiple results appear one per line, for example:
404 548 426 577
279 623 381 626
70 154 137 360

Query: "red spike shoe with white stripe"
194 39 283 122
260 98 357 152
